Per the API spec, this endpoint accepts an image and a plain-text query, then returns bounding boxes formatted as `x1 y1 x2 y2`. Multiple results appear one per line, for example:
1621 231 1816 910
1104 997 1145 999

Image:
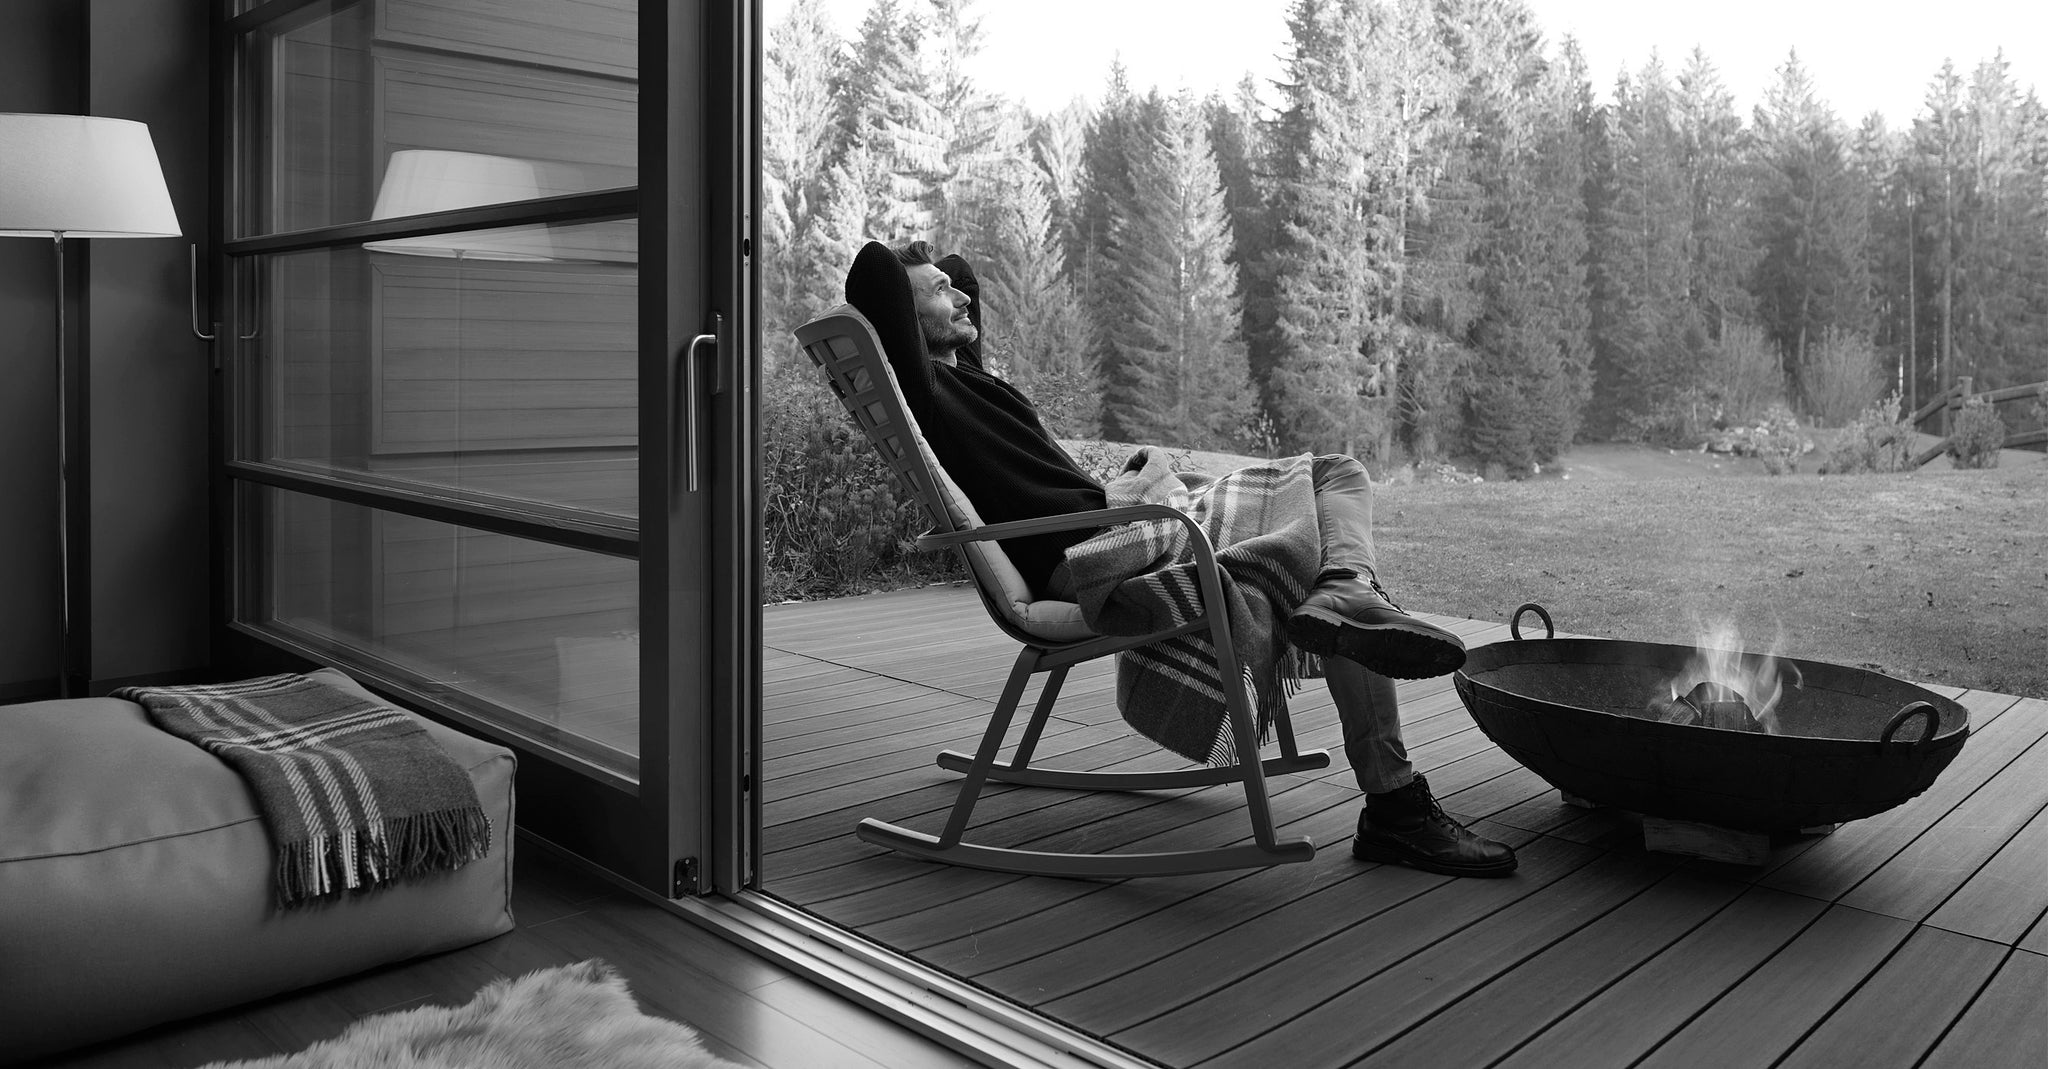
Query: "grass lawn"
1370 459 2048 700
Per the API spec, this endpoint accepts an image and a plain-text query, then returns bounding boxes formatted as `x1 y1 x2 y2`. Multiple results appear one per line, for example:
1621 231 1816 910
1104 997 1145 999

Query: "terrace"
757 585 2048 1067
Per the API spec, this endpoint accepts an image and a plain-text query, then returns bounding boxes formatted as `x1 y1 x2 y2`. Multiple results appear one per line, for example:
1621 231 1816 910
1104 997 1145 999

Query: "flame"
1669 620 1799 735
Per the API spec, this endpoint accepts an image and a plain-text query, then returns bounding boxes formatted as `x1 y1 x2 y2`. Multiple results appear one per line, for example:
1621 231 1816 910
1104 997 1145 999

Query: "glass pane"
243 0 637 235
246 484 640 771
243 220 639 521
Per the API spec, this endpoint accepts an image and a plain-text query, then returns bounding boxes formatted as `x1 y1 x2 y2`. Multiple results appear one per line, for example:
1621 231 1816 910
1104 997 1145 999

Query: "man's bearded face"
908 263 977 353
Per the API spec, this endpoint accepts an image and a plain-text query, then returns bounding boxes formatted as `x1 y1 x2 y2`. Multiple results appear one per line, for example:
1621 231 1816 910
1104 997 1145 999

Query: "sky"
764 0 2048 127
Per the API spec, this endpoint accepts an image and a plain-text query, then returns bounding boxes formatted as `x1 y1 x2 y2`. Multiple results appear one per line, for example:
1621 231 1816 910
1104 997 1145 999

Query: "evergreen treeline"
763 0 2048 475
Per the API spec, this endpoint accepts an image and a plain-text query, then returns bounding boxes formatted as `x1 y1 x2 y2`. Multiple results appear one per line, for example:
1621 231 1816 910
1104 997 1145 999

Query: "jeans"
1310 455 1414 794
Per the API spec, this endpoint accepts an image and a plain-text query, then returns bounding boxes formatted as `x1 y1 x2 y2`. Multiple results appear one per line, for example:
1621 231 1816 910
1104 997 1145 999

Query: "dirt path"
1540 443 1769 481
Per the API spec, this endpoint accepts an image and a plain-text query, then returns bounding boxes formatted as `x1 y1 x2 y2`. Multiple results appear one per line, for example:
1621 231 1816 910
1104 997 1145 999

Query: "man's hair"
892 240 938 268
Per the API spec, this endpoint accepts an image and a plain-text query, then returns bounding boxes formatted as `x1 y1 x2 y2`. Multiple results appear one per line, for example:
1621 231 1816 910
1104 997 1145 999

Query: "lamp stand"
51 233 78 698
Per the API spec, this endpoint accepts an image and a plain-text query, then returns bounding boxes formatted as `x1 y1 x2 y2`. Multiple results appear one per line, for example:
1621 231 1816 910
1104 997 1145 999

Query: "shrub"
1702 321 1786 427
760 358 962 601
1818 393 1914 475
1800 328 1886 427
1704 404 1810 474
1618 386 1717 448
1946 396 2008 469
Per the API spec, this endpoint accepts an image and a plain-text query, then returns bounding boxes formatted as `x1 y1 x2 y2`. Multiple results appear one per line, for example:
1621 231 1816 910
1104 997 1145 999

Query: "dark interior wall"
85 0 213 685
0 0 212 697
0 2 84 696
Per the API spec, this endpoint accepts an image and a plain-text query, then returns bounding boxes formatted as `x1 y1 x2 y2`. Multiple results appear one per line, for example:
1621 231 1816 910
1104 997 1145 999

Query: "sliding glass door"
215 0 752 894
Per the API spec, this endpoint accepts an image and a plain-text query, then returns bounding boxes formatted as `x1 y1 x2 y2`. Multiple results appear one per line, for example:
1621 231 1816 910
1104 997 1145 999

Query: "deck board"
760 586 2048 1068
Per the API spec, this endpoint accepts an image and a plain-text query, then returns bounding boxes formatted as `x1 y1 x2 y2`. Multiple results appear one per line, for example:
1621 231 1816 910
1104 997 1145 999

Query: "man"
845 239 1515 877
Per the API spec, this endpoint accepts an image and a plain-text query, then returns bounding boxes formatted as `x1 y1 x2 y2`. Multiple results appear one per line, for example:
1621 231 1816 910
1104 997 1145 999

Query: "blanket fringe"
1205 649 1320 769
275 808 493 909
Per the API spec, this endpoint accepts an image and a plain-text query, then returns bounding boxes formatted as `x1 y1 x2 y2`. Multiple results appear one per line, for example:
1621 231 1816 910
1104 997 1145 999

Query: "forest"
761 0 2048 477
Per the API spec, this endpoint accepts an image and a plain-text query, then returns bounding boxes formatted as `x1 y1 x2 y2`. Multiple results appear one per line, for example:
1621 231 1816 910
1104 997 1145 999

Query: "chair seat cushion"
1013 598 1094 643
0 668 516 1061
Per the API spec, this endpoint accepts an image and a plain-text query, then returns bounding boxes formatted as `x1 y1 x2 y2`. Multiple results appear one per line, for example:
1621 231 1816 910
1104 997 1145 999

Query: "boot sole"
1352 836 1519 877
1286 607 1467 679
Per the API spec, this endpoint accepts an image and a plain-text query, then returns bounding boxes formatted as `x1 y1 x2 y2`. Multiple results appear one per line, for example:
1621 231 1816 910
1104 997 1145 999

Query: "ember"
1648 680 1766 732
1654 621 1800 734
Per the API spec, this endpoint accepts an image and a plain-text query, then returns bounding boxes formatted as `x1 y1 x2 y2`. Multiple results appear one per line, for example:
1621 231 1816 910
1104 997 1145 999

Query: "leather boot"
1287 569 1467 679
1290 457 1465 679
1354 773 1518 877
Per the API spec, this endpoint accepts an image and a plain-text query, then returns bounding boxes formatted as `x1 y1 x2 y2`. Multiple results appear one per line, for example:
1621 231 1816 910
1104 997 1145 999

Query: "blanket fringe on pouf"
1064 448 1324 765
113 673 493 908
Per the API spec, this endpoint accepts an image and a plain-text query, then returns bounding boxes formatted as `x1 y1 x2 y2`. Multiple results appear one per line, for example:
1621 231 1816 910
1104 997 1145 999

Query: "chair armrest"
921 503 1251 684
914 503 1201 549
917 504 1227 607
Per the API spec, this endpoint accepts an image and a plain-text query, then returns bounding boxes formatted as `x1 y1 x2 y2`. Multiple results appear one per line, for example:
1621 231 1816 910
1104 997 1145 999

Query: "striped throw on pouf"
112 673 493 908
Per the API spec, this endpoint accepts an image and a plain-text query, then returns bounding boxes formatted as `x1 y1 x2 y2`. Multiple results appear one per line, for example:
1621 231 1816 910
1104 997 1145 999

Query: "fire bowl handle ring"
1511 603 1554 641
1882 701 1940 747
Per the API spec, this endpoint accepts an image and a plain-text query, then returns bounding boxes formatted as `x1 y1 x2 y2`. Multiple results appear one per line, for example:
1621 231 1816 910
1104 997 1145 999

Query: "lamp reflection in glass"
365 150 554 655
366 149 556 260
0 114 182 697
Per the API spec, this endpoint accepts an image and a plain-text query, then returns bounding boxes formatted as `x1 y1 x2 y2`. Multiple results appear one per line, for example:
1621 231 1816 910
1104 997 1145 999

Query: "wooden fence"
1904 376 2048 468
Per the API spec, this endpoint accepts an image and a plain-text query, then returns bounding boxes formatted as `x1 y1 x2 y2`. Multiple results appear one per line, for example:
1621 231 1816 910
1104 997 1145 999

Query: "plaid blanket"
112 673 492 908
1064 449 1324 765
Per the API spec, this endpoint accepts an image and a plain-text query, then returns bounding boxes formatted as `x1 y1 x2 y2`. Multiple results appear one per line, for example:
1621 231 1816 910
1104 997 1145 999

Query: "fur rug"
206 960 745 1069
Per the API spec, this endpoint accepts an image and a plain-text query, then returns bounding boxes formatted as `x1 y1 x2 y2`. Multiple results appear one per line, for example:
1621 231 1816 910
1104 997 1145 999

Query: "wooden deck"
36 839 970 1069
761 586 2048 1069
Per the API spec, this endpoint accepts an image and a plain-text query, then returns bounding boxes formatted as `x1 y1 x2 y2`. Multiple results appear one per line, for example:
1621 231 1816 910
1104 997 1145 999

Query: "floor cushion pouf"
0 668 516 1062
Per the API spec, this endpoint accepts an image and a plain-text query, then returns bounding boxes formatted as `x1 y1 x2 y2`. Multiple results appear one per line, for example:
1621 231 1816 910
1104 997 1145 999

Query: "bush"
1818 393 1914 475
761 358 962 601
1704 404 1811 474
1801 328 1886 427
1702 321 1786 427
1946 396 2008 469
1618 386 1718 448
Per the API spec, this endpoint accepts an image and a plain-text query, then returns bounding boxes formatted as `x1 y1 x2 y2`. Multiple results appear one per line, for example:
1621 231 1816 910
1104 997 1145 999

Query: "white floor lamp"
0 114 183 697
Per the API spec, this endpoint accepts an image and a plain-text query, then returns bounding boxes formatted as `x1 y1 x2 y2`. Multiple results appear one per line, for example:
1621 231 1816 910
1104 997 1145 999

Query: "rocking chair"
793 305 1330 878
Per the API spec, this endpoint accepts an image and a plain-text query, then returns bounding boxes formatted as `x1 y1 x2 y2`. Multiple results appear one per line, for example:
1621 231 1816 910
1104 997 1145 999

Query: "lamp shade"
0 114 181 238
366 149 554 260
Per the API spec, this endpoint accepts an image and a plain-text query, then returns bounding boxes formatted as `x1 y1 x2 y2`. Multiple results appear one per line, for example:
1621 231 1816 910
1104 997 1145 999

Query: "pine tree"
1096 90 1258 448
1150 93 1257 449
1911 62 1968 409
1674 48 1759 339
924 0 1005 255
975 106 1099 436
1076 74 1166 441
1957 54 2048 392
1584 56 1692 436
1454 0 1593 475
1206 80 1282 450
761 0 844 366
1853 111 1913 405
834 0 944 243
1751 50 1874 414
1260 0 1454 459
1031 101 1090 281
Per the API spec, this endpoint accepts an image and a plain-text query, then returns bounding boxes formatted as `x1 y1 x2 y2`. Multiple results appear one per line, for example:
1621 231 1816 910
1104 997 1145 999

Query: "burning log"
1648 680 1768 733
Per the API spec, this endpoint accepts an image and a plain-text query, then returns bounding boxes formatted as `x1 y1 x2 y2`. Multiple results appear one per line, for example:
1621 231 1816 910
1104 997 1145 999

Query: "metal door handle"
188 244 217 341
682 327 717 493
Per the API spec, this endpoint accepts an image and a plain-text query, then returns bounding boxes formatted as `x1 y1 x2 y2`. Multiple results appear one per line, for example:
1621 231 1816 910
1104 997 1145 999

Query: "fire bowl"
1453 604 1971 832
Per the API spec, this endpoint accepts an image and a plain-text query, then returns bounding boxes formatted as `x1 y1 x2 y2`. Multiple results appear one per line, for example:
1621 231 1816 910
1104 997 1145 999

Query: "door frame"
208 0 750 899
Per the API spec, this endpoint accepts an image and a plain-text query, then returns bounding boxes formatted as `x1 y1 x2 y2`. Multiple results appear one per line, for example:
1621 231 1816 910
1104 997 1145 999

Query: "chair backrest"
793 305 1092 645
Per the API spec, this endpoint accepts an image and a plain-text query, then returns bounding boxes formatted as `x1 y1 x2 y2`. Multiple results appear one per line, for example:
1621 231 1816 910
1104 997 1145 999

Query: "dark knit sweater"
844 244 1106 596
